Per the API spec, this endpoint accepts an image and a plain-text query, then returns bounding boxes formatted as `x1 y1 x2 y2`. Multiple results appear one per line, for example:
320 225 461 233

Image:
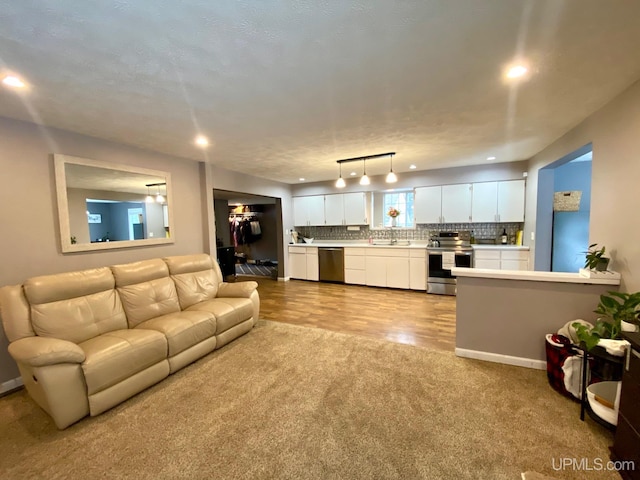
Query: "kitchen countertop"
470 244 529 250
451 267 621 285
289 242 529 250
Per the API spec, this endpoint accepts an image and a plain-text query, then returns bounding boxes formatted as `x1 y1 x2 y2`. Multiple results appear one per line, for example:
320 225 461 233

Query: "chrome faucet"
390 238 397 245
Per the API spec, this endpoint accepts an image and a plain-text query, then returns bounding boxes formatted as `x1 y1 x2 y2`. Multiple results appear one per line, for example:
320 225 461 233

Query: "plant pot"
595 257 610 271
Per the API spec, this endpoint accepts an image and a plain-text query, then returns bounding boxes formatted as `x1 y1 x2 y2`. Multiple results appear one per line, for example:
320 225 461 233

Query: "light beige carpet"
0 321 619 479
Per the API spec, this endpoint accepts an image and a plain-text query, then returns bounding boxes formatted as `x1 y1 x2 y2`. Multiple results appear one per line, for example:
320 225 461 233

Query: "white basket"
586 381 621 426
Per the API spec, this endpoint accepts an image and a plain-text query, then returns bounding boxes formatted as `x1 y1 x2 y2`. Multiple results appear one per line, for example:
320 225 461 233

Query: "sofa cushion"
79 329 167 396
135 310 217 357
25 268 127 344
164 254 221 309
187 298 254 334
112 259 181 327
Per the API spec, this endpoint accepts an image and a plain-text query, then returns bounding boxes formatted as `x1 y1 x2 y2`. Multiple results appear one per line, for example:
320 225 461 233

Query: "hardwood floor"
235 275 457 352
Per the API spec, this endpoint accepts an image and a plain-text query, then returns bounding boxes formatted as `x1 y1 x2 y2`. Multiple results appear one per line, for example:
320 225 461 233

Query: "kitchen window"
383 191 414 228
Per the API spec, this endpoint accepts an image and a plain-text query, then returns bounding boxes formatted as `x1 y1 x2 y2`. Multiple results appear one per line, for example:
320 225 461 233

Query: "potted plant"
573 291 640 350
584 243 610 271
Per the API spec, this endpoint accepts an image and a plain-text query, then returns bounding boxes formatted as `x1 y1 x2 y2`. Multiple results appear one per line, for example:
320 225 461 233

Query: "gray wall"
0 116 207 386
525 78 640 291
456 277 614 363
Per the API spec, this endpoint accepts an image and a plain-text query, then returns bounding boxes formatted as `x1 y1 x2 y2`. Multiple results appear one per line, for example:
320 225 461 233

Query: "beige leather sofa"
0 254 259 429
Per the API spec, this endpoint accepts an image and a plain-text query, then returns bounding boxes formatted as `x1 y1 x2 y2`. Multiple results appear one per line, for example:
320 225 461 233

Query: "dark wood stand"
610 332 640 480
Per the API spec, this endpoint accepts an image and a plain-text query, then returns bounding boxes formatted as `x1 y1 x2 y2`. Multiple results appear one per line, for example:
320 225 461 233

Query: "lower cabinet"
409 249 426 290
344 247 366 285
291 245 427 290
365 248 410 289
473 248 529 270
288 246 318 280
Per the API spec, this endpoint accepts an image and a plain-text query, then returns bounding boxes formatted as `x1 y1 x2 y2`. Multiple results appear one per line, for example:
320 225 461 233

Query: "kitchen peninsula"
451 267 621 369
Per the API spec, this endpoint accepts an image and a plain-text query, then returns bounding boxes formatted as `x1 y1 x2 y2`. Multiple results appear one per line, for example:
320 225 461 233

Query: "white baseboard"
278 276 290 282
455 348 546 370
0 376 24 395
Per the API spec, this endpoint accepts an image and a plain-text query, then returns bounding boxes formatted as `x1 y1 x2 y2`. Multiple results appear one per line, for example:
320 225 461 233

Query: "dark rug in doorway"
235 263 276 277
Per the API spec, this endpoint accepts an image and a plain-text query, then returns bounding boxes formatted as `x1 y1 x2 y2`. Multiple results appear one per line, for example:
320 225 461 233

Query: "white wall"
0 116 207 386
525 79 640 291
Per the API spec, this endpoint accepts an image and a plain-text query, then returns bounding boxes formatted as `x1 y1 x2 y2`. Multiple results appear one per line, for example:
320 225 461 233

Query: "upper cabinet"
414 186 442 224
471 180 525 223
415 184 472 224
293 193 368 227
293 196 325 226
441 184 472 223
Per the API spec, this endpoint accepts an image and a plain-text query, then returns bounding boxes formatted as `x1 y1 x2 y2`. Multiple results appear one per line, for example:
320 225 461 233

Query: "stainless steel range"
426 231 474 295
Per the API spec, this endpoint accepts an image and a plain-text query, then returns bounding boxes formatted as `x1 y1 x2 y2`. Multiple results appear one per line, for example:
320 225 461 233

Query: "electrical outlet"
530 231 535 241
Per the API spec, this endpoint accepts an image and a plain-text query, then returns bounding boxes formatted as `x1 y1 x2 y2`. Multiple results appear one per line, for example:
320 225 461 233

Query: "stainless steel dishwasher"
318 247 345 283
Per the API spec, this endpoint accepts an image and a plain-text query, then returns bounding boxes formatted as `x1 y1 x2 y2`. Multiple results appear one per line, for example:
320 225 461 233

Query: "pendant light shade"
145 186 154 203
156 185 165 203
335 163 346 188
359 159 370 185
385 153 397 183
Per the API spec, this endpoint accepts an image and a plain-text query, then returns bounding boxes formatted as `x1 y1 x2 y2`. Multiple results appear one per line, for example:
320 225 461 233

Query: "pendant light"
145 186 154 203
155 185 165 203
359 159 370 186
335 162 346 188
385 153 397 183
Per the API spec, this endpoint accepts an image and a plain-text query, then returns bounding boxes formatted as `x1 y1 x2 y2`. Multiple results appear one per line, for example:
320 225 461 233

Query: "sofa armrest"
8 337 85 367
217 281 258 299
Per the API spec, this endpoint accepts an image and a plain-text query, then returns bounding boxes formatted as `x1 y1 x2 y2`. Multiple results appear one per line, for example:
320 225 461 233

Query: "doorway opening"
213 189 284 281
534 144 592 272
128 208 144 240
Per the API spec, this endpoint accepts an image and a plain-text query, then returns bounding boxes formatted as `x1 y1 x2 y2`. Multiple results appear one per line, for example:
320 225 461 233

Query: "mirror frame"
54 154 175 253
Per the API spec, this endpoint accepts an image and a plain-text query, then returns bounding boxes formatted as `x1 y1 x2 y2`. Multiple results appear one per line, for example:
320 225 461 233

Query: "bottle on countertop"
368 235 373 245
500 228 508 245
470 230 476 244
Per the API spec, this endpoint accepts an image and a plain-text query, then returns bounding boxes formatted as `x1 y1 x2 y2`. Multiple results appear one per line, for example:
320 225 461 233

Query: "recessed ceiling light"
195 135 209 147
487 156 496 161
409 164 417 170
350 171 357 176
506 65 528 79
299 178 305 182
2 75 26 89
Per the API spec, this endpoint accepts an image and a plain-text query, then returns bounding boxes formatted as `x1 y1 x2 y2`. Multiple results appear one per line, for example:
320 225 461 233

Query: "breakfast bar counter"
450 267 622 370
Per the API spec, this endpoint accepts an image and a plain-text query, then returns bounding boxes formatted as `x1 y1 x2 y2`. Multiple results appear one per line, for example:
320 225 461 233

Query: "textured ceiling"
1 1 640 184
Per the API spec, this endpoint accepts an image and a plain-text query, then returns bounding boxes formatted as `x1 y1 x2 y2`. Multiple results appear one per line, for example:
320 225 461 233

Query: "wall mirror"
54 154 174 253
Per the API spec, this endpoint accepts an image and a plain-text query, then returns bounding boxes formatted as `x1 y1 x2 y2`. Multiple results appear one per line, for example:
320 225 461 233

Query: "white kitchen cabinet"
497 180 525 223
293 196 325 226
473 247 529 271
323 194 345 226
500 249 529 270
343 192 369 225
288 246 319 280
471 180 525 223
289 247 307 279
409 249 427 290
344 247 366 285
471 182 499 223
441 184 472 223
414 186 442 224
365 248 410 289
294 193 368 227
365 255 387 287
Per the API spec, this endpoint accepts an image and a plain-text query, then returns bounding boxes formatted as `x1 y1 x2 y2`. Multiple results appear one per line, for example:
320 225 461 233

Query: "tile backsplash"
295 223 524 245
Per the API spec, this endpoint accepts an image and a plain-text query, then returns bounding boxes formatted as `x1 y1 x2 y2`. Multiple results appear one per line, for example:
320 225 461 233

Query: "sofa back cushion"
111 258 181 327
163 254 222 309
23 267 127 344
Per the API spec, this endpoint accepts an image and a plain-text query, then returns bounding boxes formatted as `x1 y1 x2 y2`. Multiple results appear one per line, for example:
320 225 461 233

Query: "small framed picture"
88 213 102 224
